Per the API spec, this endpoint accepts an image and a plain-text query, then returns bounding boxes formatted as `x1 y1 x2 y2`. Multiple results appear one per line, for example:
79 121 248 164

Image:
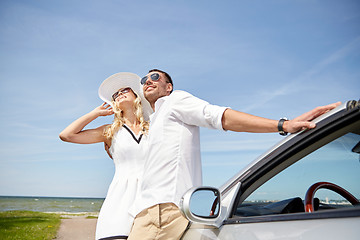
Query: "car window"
235 126 360 217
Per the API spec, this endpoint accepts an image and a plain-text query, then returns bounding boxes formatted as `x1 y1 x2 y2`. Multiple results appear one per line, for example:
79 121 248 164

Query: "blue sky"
0 0 359 198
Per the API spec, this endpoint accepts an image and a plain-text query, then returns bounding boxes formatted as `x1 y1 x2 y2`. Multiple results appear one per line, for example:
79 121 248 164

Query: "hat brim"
98 72 153 121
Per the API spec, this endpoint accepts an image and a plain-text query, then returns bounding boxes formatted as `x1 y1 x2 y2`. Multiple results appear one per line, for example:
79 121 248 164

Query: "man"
127 69 340 240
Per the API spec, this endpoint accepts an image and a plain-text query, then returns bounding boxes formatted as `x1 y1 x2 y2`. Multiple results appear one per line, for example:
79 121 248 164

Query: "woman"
59 72 152 240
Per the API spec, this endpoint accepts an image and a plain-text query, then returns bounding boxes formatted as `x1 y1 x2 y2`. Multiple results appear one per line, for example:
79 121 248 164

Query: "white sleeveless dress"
95 125 147 240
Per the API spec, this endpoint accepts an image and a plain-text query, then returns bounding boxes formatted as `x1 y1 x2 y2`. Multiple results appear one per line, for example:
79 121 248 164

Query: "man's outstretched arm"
221 102 341 134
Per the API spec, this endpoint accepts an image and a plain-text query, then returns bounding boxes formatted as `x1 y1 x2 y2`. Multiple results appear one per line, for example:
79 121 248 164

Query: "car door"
220 101 360 240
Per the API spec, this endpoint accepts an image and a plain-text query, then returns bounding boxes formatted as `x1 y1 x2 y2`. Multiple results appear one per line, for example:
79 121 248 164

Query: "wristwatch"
278 118 288 136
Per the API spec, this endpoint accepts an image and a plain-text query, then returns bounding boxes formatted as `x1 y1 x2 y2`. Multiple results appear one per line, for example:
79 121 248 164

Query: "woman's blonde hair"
103 91 149 140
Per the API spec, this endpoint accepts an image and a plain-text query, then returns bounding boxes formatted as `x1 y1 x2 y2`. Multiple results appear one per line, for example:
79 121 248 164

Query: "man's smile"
144 85 156 92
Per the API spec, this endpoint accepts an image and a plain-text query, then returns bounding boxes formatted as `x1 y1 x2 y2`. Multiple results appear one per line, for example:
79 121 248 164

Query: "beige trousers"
127 203 189 240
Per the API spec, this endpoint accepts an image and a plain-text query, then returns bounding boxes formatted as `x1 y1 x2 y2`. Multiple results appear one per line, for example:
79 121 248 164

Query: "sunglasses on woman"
140 73 160 85
112 87 132 101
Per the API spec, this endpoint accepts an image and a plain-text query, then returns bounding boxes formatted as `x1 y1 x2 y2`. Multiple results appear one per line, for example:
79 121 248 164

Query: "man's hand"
284 102 341 133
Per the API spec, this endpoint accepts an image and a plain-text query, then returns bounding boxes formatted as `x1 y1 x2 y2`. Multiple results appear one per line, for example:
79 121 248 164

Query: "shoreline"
0 196 104 214
45 211 99 217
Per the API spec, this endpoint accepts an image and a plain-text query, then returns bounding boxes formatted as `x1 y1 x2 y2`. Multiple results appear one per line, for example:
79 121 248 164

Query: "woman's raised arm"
59 103 113 144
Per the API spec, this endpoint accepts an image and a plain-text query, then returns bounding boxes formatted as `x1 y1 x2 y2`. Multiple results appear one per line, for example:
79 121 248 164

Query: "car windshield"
235 121 360 217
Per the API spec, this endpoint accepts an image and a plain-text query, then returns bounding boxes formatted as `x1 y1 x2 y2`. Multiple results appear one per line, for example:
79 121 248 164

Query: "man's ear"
167 83 173 93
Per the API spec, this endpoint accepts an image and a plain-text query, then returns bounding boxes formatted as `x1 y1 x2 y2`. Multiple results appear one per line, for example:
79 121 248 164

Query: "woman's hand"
93 102 114 117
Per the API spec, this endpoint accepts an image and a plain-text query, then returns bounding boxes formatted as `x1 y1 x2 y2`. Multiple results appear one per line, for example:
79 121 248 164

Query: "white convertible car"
181 100 360 240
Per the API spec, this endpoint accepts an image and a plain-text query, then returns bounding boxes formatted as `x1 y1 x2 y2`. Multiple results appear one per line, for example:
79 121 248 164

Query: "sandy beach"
55 213 98 240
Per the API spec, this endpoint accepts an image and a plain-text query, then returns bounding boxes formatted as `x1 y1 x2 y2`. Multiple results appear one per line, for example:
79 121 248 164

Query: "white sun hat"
98 72 153 120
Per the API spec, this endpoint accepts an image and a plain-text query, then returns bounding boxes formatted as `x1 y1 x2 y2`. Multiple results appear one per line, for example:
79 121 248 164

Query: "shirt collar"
149 95 169 121
154 96 168 111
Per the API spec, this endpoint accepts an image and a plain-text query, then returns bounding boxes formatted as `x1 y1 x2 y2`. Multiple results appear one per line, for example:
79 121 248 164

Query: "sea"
0 196 104 213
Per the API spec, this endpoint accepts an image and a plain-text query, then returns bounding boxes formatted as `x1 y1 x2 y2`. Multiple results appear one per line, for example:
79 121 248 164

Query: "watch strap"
278 118 288 136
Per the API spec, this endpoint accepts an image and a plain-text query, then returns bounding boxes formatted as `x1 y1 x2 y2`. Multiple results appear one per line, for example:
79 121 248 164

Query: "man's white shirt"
130 90 227 217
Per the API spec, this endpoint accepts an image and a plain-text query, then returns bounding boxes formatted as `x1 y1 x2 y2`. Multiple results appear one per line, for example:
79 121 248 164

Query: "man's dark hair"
148 69 173 93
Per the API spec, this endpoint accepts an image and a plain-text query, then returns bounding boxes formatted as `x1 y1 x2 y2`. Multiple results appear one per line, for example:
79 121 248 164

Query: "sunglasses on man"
112 87 132 101
140 73 161 85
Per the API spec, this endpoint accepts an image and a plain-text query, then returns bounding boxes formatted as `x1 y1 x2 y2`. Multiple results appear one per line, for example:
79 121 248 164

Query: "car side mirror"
190 187 220 217
180 187 222 227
